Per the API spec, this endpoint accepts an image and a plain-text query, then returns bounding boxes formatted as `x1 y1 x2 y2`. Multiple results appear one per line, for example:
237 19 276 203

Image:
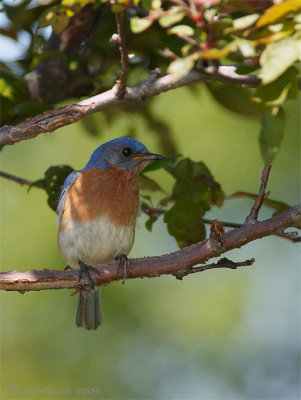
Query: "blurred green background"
1 86 300 399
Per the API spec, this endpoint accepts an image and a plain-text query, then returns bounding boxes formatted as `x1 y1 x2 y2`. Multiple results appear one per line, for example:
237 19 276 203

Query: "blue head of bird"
83 137 164 172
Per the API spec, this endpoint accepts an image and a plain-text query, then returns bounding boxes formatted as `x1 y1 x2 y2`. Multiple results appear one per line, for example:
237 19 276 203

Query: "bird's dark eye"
122 147 132 157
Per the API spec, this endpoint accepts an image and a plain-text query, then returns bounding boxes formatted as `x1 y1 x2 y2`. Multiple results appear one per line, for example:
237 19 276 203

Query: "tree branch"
0 171 39 188
246 165 271 223
1 204 300 292
0 65 272 150
115 12 128 97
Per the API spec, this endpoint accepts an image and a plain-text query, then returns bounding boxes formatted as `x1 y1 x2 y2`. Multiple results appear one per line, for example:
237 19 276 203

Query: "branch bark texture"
1 204 300 292
0 65 263 150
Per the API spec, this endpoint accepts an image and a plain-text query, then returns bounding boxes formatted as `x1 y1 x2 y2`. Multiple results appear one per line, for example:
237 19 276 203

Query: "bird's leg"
116 253 131 285
78 260 99 293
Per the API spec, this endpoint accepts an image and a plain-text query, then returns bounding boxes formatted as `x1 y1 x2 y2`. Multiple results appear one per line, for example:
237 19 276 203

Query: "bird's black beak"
132 152 164 161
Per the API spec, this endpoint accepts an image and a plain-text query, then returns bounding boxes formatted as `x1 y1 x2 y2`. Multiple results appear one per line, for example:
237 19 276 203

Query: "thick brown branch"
0 65 271 150
1 204 300 292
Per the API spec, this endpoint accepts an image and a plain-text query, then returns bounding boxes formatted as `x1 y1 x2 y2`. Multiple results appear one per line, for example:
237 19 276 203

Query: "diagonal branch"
0 171 38 187
0 65 274 150
246 165 271 223
1 204 300 292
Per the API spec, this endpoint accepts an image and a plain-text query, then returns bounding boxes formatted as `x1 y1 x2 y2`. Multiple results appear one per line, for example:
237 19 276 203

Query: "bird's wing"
56 170 80 225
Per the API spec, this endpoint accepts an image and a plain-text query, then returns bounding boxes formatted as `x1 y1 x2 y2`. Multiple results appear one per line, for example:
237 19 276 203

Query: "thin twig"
174 257 255 280
115 12 128 97
246 165 271 223
0 171 43 188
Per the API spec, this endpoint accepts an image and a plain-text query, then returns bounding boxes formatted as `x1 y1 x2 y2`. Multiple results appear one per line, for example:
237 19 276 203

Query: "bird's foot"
78 261 99 293
116 253 131 285
64 265 73 270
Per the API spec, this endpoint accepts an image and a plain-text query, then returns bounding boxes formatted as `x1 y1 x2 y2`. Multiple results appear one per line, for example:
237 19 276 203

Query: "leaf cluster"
1 0 300 163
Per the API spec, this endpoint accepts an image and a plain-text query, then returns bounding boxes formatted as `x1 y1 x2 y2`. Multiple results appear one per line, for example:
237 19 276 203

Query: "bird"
57 137 164 330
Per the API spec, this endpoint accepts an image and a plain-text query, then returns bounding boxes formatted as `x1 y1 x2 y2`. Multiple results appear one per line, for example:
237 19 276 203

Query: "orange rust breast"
61 168 139 227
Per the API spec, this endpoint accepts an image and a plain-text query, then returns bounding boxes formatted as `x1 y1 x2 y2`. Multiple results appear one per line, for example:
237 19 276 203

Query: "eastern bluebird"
57 137 164 330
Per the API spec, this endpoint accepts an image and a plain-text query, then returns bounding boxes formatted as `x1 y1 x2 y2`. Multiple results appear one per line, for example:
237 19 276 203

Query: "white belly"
58 216 135 268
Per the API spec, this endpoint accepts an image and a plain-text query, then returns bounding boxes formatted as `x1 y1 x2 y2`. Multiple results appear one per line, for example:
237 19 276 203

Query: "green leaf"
164 200 206 248
145 216 158 232
170 158 225 208
167 24 194 36
256 0 301 28
39 6 72 33
259 107 286 165
233 13 259 30
142 154 180 173
138 175 166 193
237 39 255 58
151 0 161 10
159 7 186 28
206 82 259 116
260 37 301 84
130 16 153 33
0 67 28 123
34 165 74 211
28 179 45 192
253 66 298 108
81 113 100 136
167 56 195 80
0 68 27 102
201 40 239 59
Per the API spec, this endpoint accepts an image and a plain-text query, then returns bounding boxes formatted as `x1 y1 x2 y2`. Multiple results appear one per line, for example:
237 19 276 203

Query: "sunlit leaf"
201 40 238 59
168 25 194 36
152 0 161 10
259 107 286 165
253 66 298 108
130 16 153 33
159 7 186 28
233 13 259 30
39 6 71 33
256 0 301 28
260 37 301 84
237 39 255 57
167 56 195 80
